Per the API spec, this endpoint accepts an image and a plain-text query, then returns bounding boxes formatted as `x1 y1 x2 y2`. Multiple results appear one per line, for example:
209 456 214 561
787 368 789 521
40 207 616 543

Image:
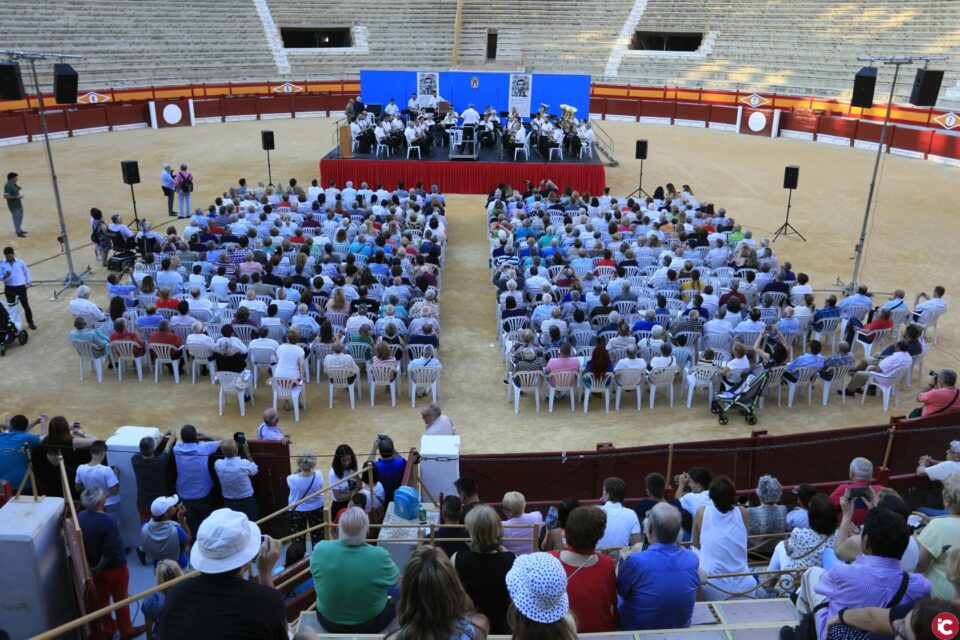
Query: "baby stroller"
0 296 29 356
711 368 769 425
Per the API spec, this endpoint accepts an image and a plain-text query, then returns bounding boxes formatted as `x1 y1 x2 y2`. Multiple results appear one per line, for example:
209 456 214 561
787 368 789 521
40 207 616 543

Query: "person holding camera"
215 437 260 521
911 369 960 418
828 457 884 526
141 495 191 569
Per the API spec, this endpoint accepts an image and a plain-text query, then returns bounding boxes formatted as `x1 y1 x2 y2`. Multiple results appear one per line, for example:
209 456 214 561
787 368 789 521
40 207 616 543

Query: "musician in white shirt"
407 92 419 114
479 115 496 148
424 92 439 110
461 104 480 126
384 98 399 117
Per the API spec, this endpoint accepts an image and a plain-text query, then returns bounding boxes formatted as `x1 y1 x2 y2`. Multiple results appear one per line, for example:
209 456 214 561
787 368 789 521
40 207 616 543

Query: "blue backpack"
394 486 421 520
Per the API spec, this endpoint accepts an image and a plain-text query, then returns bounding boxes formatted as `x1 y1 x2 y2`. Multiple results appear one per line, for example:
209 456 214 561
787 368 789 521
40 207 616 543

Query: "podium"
339 125 353 158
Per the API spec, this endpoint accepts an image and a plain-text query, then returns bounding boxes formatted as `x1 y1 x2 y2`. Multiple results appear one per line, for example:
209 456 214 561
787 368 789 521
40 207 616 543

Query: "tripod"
129 182 148 256
625 156 650 200
773 187 805 242
265 148 274 188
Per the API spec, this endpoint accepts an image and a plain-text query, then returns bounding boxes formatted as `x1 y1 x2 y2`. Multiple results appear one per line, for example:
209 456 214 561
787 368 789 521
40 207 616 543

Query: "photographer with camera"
215 434 260 521
910 369 960 419
141 495 191 569
828 457 884 526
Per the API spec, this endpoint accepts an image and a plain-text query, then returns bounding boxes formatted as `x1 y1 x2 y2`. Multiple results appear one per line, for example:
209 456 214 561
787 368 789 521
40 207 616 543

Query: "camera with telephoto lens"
930 370 940 384
233 431 246 446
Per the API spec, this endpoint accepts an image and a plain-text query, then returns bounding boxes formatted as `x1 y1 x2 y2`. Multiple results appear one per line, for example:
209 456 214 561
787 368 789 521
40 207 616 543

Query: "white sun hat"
505 552 569 624
189 508 262 574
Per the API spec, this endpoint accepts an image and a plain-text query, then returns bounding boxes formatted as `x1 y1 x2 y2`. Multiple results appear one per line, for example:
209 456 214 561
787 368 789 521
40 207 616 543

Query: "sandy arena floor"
0 117 957 461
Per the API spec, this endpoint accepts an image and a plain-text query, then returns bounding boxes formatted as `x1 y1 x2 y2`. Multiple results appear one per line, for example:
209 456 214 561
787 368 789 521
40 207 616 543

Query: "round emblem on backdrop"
162 103 183 125
471 76 479 89
747 111 767 132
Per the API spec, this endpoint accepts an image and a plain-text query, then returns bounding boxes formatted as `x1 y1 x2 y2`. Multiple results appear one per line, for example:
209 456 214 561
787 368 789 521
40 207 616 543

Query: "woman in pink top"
501 491 544 556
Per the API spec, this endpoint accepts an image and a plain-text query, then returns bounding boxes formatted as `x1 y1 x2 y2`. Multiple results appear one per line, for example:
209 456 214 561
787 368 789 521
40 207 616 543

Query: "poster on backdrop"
509 74 533 117
417 72 439 106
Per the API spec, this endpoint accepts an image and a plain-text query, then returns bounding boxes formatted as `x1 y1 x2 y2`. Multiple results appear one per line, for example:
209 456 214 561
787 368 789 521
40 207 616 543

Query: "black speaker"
635 139 648 160
121 160 140 185
367 103 382 118
783 165 799 190
851 67 878 109
261 130 275 151
0 61 25 101
910 68 944 107
53 63 78 104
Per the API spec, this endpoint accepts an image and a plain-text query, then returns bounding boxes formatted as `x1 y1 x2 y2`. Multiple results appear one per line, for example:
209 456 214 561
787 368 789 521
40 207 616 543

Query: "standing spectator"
309 507 400 633
504 553 577 639
455 475 482 523
132 432 175 523
174 163 194 219
256 408 291 444
618 502 702 630
3 172 25 237
373 436 406 505
173 424 222 536
287 452 325 547
75 440 122 522
160 163 175 217
214 438 259 521
1 246 35 329
549 506 617 632
452 505 517 635
0 413 46 490
595 476 643 551
500 491 544 556
422 403 456 436
329 444 359 515
385 545 489 640
78 487 144 640
693 476 756 600
36 416 97 498
160 509 286 639
141 495 191 569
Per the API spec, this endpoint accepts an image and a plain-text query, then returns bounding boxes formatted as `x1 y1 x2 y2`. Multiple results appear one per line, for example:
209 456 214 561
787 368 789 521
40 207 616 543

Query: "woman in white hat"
505 552 578 639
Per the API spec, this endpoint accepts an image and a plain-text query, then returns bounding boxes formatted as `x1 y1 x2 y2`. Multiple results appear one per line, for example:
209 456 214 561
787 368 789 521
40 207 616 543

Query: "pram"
0 295 29 356
710 367 769 425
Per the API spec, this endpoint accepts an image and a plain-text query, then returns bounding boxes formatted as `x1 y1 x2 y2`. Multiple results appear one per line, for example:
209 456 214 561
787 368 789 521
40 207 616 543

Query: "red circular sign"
933 613 959 640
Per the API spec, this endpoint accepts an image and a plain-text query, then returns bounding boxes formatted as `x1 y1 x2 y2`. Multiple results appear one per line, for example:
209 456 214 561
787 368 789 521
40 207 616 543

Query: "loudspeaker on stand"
851 67 878 109
909 68 944 108
783 165 799 190
261 130 275 151
635 140 648 160
121 160 141 185
0 61 25 101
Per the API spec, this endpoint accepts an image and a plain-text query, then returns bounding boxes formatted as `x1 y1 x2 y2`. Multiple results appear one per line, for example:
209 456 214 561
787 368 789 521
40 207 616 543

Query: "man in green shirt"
309 506 400 633
4 172 25 238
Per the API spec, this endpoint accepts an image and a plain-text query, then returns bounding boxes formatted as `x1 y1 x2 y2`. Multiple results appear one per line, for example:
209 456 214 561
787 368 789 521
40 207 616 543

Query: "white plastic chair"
853 328 891 360
862 367 907 411
368 363 400 407
215 371 252 416
906 343 932 388
409 365 441 407
327 367 358 409
110 340 145 382
511 370 543 413
185 343 217 384
614 368 645 411
811 316 842 352
582 372 613 413
647 366 679 408
248 347 277 389
271 377 305 421
685 364 719 408
149 343 181 384
915 307 946 344
785 366 818 407
760 365 786 408
73 341 106 383
546 370 579 412
310 342 333 383
819 366 850 405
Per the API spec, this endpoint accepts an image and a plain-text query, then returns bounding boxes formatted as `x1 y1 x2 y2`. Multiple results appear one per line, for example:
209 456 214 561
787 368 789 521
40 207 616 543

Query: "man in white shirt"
209 267 230 298
407 92 420 114
248 326 280 355
595 477 643 550
384 98 399 117
917 441 960 485
1 246 35 329
424 92 439 110
214 438 259 520
186 287 213 317
461 104 480 126
421 402 455 436
323 341 360 381
704 308 735 336
75 440 122 520
614 345 647 372
185 322 217 350
914 286 947 318
239 289 267 316
68 285 107 325
108 214 133 244
674 467 714 533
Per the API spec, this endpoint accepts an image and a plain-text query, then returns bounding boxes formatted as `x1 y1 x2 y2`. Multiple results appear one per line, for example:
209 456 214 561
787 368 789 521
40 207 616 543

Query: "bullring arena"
2 1 960 639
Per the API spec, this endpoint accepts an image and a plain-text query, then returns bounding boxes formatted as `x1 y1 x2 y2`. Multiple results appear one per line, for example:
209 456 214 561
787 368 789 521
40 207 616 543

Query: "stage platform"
319 142 606 195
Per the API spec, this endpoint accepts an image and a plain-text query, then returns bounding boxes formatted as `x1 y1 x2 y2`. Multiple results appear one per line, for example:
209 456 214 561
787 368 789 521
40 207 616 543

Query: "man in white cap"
159 509 286 639
141 494 190 568
505 552 574 635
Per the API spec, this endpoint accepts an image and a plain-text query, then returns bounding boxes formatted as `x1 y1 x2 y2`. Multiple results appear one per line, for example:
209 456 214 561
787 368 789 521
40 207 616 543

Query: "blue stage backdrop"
360 70 591 119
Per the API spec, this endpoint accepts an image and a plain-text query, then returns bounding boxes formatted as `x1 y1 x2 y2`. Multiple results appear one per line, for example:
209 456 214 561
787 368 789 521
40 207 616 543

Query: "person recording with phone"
215 435 260 521
911 369 960 419
829 457 885 526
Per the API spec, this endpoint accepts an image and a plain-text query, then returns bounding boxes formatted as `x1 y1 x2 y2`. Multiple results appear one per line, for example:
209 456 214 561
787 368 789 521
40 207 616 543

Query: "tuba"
560 104 579 132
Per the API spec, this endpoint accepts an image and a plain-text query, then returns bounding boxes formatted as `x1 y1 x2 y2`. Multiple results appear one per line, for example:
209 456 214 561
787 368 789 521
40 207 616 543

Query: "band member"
461 103 480 126
407 92 420 115
441 110 458 146
374 119 398 154
506 124 528 160
384 98 399 117
406 120 430 156
350 113 375 153
424 91 439 111
479 115 497 148
548 126 564 157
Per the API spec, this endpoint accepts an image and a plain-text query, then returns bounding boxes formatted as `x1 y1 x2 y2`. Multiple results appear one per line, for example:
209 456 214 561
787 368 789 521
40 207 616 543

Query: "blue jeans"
178 190 191 218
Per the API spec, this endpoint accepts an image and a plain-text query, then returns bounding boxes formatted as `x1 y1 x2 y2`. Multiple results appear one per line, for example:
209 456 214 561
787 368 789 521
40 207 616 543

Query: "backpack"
179 173 194 193
393 486 421 520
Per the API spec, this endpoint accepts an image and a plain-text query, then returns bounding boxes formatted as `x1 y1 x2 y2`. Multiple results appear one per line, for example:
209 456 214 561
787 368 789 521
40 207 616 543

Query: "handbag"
826 572 909 640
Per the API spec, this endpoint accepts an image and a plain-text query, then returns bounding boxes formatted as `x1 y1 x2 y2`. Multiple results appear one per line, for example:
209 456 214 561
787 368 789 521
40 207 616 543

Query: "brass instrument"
537 103 550 118
560 104 579 133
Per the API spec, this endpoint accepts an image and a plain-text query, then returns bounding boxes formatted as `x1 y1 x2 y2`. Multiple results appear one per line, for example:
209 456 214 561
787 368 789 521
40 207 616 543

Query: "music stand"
773 185 805 242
